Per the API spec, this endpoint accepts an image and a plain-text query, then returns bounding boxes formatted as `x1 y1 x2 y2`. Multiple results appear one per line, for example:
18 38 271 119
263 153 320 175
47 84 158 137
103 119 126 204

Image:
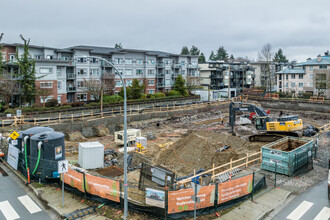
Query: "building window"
147 69 154 75
286 75 288 80
116 80 122 87
291 82 295 87
180 61 185 66
299 83 303 88
319 65 327 69
77 81 85 88
57 95 61 104
57 68 61 76
136 69 143 75
77 94 87 101
291 74 295 79
40 96 53 103
165 70 171 74
9 54 15 61
182 70 185 74
40 82 53 88
137 59 143 65
309 74 313 79
40 68 53 74
57 81 61 90
46 55 53 60
148 80 155 86
299 74 303 79
77 57 87 63
165 60 171 65
147 59 155 65
126 80 132 86
286 83 289 88
125 58 132 65
309 82 313 87
148 89 155 94
90 58 99 64
90 69 99 75
114 58 123 64
34 55 41 60
165 79 171 85
125 69 133 76
309 66 313 71
77 69 87 75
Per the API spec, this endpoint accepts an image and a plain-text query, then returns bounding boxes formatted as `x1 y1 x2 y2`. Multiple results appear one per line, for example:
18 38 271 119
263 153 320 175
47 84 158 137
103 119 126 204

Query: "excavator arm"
229 102 269 133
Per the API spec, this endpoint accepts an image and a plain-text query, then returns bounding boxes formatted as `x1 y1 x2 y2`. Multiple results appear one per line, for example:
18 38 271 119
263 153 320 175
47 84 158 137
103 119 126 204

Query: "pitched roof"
276 67 305 74
297 56 330 66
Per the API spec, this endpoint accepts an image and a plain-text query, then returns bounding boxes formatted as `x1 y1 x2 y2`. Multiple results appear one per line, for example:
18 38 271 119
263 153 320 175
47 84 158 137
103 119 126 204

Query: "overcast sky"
1 0 329 62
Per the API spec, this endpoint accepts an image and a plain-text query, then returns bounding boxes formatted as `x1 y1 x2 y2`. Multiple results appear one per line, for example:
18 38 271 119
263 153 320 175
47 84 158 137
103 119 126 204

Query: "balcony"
157 73 165 78
67 87 76 92
66 73 76 79
157 63 165 68
187 64 198 69
157 83 165 87
172 64 181 69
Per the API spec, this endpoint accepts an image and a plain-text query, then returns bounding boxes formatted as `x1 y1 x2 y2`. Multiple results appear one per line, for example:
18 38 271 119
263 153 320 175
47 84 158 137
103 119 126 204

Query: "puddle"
0 167 8 177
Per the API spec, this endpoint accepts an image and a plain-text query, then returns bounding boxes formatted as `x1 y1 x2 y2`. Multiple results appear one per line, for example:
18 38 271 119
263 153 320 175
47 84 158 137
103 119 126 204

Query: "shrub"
167 90 182 97
153 93 166 98
301 92 313 99
71 102 84 107
4 108 15 114
45 99 58 107
58 105 71 110
103 95 123 103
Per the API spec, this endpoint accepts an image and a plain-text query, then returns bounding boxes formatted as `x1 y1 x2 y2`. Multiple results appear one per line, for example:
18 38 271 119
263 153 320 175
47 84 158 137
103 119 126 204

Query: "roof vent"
307 58 311 61
325 51 329 56
317 54 322 62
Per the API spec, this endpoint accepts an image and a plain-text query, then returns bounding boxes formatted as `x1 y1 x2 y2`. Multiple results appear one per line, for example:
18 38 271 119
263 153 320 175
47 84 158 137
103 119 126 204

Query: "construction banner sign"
217 174 253 204
85 173 120 202
168 185 215 214
63 168 85 193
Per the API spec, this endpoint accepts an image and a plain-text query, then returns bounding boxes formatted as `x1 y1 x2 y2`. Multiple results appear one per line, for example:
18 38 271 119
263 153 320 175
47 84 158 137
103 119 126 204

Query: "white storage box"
114 129 141 145
78 141 104 169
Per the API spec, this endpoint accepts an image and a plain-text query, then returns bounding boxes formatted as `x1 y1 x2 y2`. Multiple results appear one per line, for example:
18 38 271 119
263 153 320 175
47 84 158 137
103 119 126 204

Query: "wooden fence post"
212 163 215 183
82 112 84 120
34 118 36 125
71 114 73 122
246 153 249 167
48 118 50 124
59 113 61 123
230 158 233 170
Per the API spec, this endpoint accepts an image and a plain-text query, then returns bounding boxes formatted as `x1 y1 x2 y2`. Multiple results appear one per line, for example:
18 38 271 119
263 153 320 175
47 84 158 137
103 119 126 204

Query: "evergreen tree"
130 79 145 99
209 51 216 61
115 43 123 49
16 35 37 105
180 46 189 55
230 54 235 61
273 48 288 63
216 46 228 61
198 53 206 63
173 74 188 96
189 45 200 56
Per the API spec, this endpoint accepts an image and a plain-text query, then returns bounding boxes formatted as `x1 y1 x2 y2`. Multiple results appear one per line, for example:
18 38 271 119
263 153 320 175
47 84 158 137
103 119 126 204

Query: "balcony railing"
172 64 181 69
157 63 165 68
187 64 198 69
66 73 76 79
157 73 165 78
157 83 165 87
67 87 76 92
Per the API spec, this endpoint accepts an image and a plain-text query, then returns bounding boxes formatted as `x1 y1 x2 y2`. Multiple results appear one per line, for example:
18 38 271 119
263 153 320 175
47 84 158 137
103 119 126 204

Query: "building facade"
275 51 330 98
198 61 255 97
0 44 199 106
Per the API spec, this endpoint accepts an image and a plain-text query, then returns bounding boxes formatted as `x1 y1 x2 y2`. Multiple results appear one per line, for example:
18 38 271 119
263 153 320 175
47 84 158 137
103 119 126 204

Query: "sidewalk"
217 187 291 220
1 159 107 220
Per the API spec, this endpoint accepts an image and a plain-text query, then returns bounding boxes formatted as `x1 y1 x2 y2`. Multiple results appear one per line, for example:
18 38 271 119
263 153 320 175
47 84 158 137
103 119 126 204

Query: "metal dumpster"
261 137 314 176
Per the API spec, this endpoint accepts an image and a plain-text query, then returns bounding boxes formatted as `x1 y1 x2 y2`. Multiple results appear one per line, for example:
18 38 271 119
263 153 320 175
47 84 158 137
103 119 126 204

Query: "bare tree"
0 73 17 104
258 43 273 93
35 84 53 107
186 75 201 94
83 77 101 100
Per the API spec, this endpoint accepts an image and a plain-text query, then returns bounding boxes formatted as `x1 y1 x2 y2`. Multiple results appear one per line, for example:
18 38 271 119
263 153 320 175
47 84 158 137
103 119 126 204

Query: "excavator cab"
255 117 272 131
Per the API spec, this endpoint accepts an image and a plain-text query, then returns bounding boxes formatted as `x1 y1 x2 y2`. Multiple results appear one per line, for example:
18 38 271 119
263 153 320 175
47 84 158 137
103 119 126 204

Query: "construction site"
1 99 329 219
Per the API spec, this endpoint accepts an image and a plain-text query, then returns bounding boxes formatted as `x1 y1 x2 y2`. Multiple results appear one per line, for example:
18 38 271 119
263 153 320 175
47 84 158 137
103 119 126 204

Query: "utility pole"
227 63 231 101
242 62 245 95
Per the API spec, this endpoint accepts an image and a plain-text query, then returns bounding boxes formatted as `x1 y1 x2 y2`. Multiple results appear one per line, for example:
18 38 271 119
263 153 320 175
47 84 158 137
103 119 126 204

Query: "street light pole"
76 56 128 219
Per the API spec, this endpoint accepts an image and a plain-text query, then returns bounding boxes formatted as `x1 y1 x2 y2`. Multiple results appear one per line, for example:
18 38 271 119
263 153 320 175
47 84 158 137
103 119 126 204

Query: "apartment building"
0 44 199 106
275 51 330 98
198 61 255 97
250 61 285 91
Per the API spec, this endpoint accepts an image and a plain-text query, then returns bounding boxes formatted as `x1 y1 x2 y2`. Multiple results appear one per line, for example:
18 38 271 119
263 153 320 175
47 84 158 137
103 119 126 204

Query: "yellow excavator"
229 102 303 142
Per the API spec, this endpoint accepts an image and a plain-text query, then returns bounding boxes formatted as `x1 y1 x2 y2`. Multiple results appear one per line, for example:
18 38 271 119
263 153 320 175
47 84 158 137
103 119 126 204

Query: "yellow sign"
10 131 20 140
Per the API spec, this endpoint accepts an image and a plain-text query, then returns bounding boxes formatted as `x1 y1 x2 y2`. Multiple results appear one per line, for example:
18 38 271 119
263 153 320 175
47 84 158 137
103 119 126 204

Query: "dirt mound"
156 132 240 175
65 131 87 141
